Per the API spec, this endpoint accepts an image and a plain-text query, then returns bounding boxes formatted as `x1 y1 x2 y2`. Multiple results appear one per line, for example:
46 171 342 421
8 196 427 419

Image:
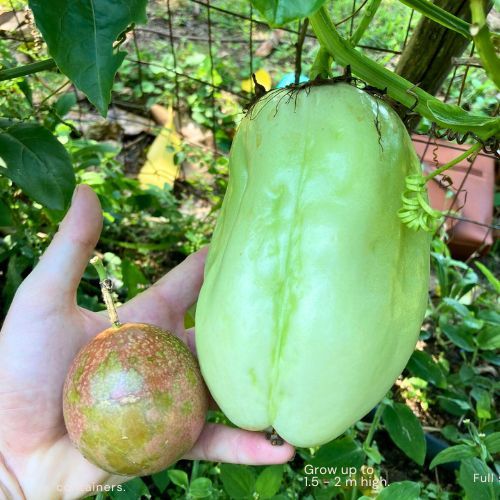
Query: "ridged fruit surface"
195 83 430 447
63 323 208 475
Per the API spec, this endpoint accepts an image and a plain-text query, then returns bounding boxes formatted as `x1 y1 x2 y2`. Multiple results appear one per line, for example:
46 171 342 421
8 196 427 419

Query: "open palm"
0 185 293 500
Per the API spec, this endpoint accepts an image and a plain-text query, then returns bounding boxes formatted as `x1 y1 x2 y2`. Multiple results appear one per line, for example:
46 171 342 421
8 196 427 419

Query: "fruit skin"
195 83 430 447
63 323 208 475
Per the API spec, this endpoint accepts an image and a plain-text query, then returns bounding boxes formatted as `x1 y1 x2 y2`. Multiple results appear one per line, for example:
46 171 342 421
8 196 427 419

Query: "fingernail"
288 451 296 462
71 185 80 205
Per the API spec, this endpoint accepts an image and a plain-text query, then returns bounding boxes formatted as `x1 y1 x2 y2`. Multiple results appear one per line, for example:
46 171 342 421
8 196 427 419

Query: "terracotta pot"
412 135 496 259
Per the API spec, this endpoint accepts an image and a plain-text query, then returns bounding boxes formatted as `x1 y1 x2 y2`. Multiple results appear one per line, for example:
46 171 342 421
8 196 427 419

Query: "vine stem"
350 0 382 46
364 401 386 448
397 0 471 39
350 481 358 500
190 460 200 482
469 0 500 89
424 142 482 181
308 6 499 140
470 347 478 368
310 46 333 80
90 256 121 328
0 58 56 81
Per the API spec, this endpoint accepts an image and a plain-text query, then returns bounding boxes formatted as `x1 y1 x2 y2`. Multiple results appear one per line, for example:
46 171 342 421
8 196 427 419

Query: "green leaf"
121 259 149 300
189 477 213 499
480 351 500 366
441 425 460 443
17 78 33 106
442 297 470 317
72 141 121 166
478 310 500 325
219 464 255 499
55 92 77 117
426 99 500 134
376 480 421 499
471 388 491 420
167 469 189 490
314 485 343 499
382 403 426 465
475 262 500 293
458 364 475 383
2 254 31 314
429 444 478 469
484 432 500 454
363 442 383 464
28 0 147 116
184 303 196 329
437 394 471 416
0 198 13 226
458 458 500 500
255 465 284 498
251 0 325 26
0 123 75 210
440 323 475 352
109 478 151 499
406 350 447 388
0 244 13 266
464 317 484 331
151 470 170 493
477 325 500 351
310 437 364 478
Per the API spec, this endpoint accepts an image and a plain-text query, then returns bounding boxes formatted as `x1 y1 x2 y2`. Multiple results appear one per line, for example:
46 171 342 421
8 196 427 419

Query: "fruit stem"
90 256 121 328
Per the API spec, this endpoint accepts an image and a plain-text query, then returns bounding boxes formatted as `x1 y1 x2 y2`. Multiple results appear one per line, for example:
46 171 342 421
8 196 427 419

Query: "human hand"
0 185 294 500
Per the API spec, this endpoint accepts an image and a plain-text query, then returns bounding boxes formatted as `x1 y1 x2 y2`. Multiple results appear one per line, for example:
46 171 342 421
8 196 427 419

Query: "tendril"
398 141 483 232
398 175 442 232
430 123 500 160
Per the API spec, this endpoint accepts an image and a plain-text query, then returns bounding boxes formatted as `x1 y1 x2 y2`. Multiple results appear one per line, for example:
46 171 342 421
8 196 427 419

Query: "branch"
295 19 309 84
397 0 472 39
0 59 57 81
351 0 383 46
308 6 499 140
470 0 500 89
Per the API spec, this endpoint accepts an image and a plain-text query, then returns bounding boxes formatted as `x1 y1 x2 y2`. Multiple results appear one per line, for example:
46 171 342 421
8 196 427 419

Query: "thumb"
23 184 103 301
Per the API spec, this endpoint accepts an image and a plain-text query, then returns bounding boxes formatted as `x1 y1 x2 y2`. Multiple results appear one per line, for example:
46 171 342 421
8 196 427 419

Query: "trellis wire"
428 37 496 242
163 0 497 238
166 0 183 130
349 0 357 37
190 0 402 54
3 0 498 237
205 0 218 153
402 9 414 49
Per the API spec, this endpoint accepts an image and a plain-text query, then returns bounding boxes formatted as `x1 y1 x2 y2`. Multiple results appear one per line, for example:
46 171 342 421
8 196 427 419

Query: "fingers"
183 424 295 465
22 185 102 302
118 248 208 331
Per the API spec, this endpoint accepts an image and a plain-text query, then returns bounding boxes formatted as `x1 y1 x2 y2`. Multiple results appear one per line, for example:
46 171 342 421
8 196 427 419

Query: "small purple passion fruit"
63 323 208 476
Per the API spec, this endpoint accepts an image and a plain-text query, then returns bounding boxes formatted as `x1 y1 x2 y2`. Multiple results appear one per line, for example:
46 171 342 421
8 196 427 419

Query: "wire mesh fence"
1 0 499 255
